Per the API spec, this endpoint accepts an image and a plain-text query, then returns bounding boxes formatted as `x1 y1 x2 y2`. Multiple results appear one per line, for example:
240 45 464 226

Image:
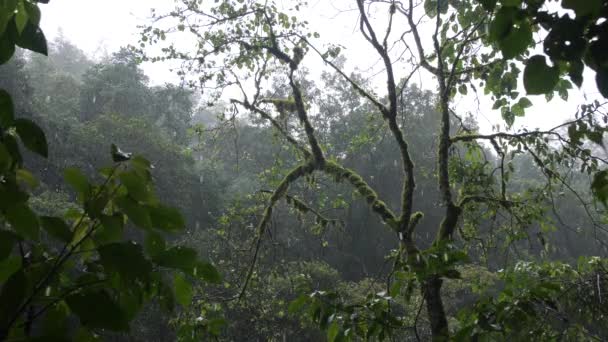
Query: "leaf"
288 294 308 314
23 2 40 26
499 20 532 59
144 231 165 257
14 0 28 35
517 97 532 109
424 0 448 18
477 0 496 11
0 256 21 282
5 203 39 240
63 167 90 200
0 230 18 260
149 205 185 232
0 89 14 127
119 170 151 202
153 246 198 272
14 118 48 157
14 21 47 55
562 0 602 17
98 242 152 282
115 196 152 229
195 262 221 283
174 273 193 307
41 216 72 243
0 270 27 327
66 290 129 331
596 68 608 98
592 170 608 205
523 55 560 95
96 214 124 244
0 143 11 172
111 143 132 162
16 168 38 188
0 33 15 64
327 320 340 342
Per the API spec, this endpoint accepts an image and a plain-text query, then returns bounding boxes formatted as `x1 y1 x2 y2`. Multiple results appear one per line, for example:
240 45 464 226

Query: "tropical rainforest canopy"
1 0 608 341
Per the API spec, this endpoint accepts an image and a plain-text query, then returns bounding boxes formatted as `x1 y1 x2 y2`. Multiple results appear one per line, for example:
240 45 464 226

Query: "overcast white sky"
39 0 603 134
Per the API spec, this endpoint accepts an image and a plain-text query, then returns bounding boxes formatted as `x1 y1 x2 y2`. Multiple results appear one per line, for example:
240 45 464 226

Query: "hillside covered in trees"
1 0 608 341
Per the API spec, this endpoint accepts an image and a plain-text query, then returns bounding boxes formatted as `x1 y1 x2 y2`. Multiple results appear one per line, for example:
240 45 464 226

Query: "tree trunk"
423 276 449 341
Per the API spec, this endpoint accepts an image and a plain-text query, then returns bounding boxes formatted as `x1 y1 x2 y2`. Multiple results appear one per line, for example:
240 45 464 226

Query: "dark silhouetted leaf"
524 55 560 95
149 205 185 232
5 203 39 240
115 196 152 229
0 89 14 127
66 290 129 331
14 118 47 157
98 242 152 282
14 22 47 55
41 216 72 243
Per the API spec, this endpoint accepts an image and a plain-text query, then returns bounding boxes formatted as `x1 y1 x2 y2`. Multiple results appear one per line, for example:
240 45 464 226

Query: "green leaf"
523 55 560 95
5 203 39 240
562 0 602 17
0 143 11 172
16 168 38 188
592 170 608 205
195 262 221 283
477 0 496 11
14 118 48 157
63 167 90 199
115 196 152 229
327 320 340 342
149 205 185 232
66 290 129 331
0 89 14 127
96 214 124 244
98 242 152 282
111 143 132 162
144 231 165 257
288 294 308 314
23 2 40 26
14 22 47 55
0 256 21 282
174 273 193 307
119 170 151 202
424 0 448 18
14 1 28 35
517 97 532 109
0 33 16 64
0 230 17 260
0 270 27 327
153 246 197 272
41 216 72 243
499 20 532 59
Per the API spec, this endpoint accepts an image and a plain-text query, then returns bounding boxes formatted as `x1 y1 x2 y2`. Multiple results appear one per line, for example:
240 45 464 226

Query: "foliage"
0 2 220 340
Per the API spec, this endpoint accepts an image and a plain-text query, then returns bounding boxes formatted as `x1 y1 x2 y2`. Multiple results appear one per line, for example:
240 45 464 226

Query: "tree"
0 2 220 340
141 0 608 340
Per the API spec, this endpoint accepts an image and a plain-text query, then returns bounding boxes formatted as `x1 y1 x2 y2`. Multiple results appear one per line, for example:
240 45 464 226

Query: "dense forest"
1 0 608 341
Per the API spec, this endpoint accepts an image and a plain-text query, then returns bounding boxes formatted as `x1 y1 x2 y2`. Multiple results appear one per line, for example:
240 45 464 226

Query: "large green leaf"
0 270 27 327
40 216 72 243
14 118 48 157
149 204 185 232
0 89 14 127
173 273 193 307
153 246 197 272
98 242 152 282
115 196 152 229
0 256 21 282
119 170 151 203
562 0 602 16
196 262 221 284
63 167 90 200
0 230 18 260
0 143 11 172
14 21 47 55
523 55 560 95
96 214 124 244
0 33 15 64
66 290 129 331
144 231 165 257
5 203 39 240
